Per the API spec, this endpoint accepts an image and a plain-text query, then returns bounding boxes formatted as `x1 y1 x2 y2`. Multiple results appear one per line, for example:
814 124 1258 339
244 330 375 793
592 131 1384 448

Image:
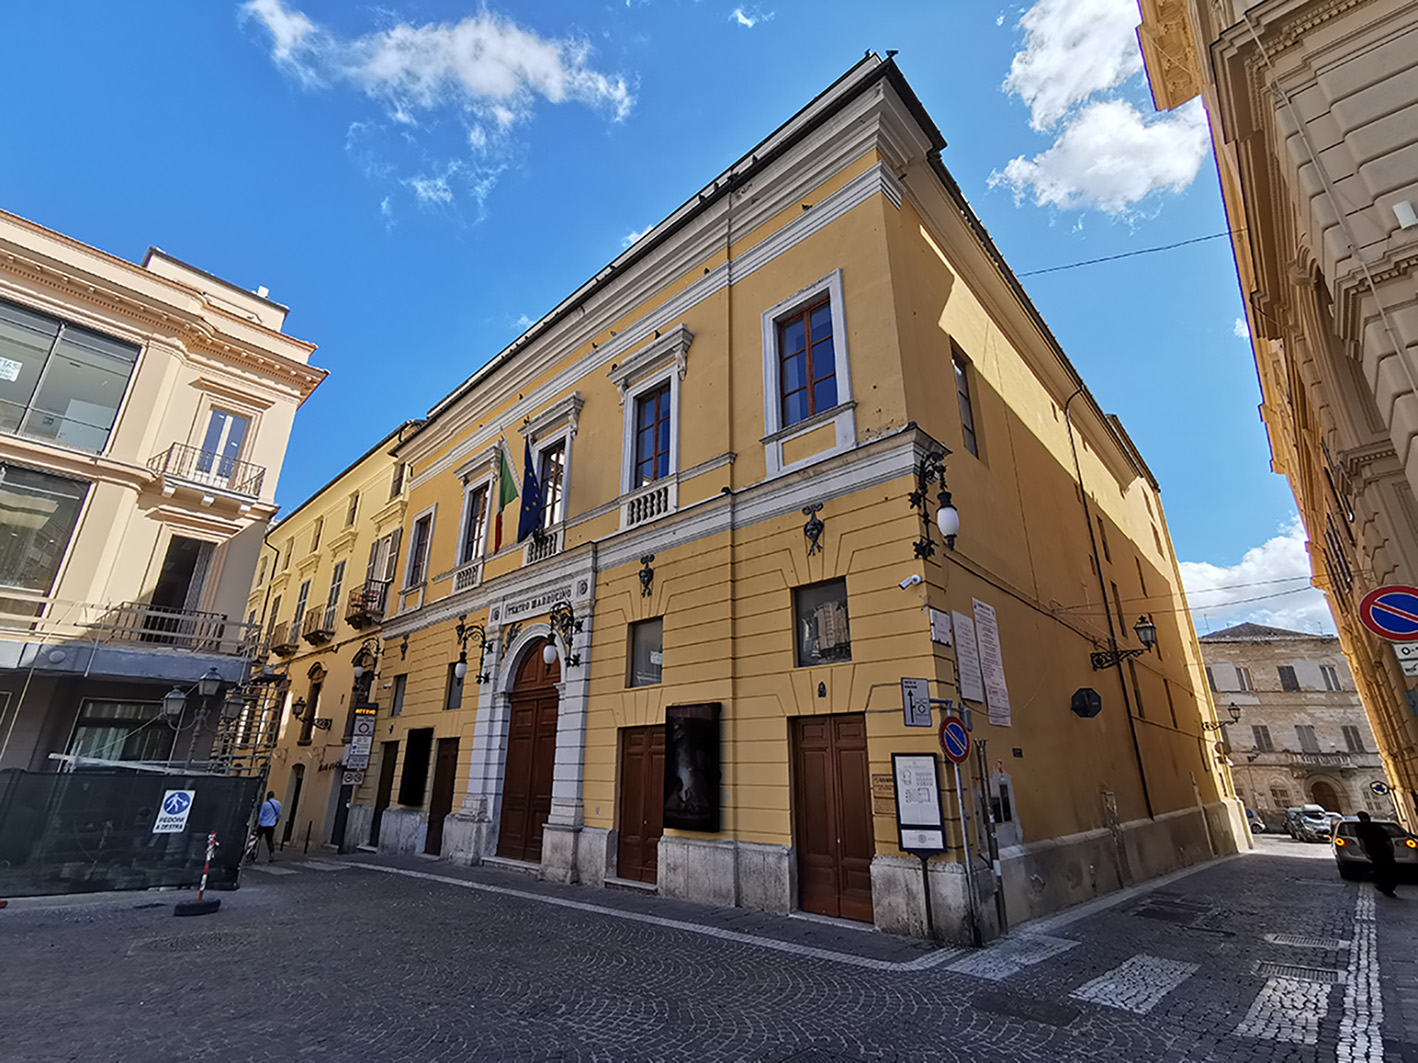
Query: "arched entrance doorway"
1310 779 1343 813
497 637 560 863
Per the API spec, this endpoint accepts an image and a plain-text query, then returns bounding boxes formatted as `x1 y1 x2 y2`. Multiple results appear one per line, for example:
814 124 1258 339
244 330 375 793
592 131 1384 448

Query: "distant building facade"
0 208 324 772
1139 0 1418 831
252 56 1242 942
1200 623 1395 826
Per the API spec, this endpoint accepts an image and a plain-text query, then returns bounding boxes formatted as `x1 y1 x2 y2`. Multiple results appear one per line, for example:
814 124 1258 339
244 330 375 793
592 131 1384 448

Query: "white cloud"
1234 316 1250 339
241 0 633 212
731 7 772 27
990 97 1209 213
1179 517 1336 636
515 313 534 329
994 0 1211 215
380 196 393 219
622 222 652 248
1003 0 1144 131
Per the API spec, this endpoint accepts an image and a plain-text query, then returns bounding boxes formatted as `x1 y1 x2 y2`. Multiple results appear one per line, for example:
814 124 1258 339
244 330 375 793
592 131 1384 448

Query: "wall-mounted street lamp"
909 448 959 557
1089 615 1157 671
1202 702 1242 732
290 696 331 730
159 668 227 762
453 614 490 684
544 601 582 668
352 637 381 681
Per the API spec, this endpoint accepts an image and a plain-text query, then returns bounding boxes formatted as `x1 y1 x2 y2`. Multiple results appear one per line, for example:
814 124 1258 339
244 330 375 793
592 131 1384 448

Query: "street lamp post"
452 614 490 684
1089 615 1158 671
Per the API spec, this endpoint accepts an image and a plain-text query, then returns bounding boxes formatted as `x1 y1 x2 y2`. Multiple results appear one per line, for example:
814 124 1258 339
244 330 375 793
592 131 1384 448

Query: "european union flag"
516 440 543 542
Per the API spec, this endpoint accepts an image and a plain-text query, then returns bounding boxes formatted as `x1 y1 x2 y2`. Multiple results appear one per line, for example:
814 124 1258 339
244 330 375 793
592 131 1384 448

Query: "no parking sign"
1359 585 1418 641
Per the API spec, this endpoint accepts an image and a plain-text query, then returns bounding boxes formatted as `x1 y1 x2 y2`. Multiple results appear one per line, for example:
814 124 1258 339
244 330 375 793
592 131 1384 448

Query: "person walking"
1353 810 1398 897
257 791 282 863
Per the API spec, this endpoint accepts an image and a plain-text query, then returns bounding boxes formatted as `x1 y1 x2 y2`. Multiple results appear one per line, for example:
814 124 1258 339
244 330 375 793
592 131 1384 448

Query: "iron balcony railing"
0 592 261 659
148 442 266 498
268 620 299 657
301 605 337 644
1284 750 1353 770
346 580 390 628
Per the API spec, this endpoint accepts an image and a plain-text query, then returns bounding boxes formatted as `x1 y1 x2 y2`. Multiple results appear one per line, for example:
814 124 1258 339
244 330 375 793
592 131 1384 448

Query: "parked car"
1332 819 1418 880
1246 809 1266 834
1286 805 1334 842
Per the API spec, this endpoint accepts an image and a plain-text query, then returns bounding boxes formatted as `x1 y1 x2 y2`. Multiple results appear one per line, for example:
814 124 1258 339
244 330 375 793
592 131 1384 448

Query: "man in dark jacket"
1353 811 1398 897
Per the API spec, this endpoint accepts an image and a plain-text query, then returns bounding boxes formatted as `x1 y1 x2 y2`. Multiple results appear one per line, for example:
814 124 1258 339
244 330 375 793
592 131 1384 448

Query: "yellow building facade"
1139 0 1418 831
288 58 1241 938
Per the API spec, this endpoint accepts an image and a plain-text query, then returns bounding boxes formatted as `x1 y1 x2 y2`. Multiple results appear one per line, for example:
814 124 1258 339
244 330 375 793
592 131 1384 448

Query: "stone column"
542 614 593 883
443 668 511 864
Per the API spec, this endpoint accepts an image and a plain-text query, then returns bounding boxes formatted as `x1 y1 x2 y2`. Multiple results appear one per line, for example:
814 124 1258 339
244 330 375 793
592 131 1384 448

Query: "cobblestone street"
2 836 1414 1062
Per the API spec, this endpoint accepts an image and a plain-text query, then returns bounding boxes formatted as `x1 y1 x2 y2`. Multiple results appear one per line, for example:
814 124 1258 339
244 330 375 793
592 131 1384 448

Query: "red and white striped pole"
176 833 223 916
196 832 217 902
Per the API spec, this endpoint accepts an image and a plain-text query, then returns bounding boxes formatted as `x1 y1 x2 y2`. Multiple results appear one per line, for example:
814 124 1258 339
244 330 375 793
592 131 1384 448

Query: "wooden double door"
497 640 561 863
791 713 874 922
617 725 665 883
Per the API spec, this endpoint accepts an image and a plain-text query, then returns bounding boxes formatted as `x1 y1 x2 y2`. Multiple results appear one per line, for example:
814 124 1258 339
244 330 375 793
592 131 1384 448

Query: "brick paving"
0 834 1413 1062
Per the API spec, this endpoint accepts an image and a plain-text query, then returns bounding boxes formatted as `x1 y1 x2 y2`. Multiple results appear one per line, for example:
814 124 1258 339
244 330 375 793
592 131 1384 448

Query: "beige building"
244 420 420 852
0 208 325 771
1139 0 1418 829
278 56 1242 942
1199 622 1395 826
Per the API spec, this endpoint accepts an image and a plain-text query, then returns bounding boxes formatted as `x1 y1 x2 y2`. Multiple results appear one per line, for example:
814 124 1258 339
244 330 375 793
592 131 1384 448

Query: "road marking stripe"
1233 978 1331 1045
1069 954 1199 1013
946 934 1078 980
346 861 965 971
295 860 348 871
1338 889 1384 1062
244 865 297 876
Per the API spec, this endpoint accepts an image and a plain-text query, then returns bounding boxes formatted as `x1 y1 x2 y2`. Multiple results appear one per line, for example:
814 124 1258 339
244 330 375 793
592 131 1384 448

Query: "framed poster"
664 703 721 833
891 752 946 853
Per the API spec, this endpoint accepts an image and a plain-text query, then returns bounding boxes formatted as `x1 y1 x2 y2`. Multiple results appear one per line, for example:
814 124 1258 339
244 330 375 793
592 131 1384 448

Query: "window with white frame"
518 392 582 551
406 510 434 587
760 269 855 477
537 439 566 531
634 383 672 487
457 482 489 566
292 579 311 633
609 328 692 527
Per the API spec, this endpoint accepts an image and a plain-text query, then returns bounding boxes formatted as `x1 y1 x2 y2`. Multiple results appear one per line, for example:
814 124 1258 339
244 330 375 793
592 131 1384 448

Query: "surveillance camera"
899 574 923 589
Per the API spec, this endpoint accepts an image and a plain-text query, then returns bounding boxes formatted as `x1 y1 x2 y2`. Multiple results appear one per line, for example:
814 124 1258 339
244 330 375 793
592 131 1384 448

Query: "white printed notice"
952 611 985 704
0 358 21 382
972 598 1012 727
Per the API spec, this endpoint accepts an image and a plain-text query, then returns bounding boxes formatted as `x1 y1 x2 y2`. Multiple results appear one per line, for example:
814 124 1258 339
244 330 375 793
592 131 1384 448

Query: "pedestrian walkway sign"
152 789 196 834
1358 585 1418 641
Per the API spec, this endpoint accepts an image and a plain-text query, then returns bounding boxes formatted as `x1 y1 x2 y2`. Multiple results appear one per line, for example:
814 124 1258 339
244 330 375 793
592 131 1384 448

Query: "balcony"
346 581 390 629
525 528 561 564
148 443 266 499
621 478 677 530
0 593 261 660
1285 750 1354 774
268 620 298 657
302 606 337 645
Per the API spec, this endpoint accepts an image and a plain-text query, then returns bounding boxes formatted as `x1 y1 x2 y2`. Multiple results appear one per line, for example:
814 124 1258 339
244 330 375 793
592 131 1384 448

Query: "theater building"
300 56 1241 938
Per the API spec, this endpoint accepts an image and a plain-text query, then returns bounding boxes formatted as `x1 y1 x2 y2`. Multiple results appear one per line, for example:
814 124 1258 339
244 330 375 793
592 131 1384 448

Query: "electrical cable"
1016 230 1246 277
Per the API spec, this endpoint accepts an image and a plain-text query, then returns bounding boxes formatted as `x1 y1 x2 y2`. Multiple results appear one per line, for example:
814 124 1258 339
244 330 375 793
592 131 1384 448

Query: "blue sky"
0 0 1326 632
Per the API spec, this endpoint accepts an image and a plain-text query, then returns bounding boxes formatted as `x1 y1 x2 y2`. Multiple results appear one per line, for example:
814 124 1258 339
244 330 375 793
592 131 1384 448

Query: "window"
1237 666 1254 693
326 560 346 617
634 383 672 487
1135 558 1148 597
794 579 851 666
1110 582 1125 631
627 618 664 687
67 700 175 762
389 462 407 500
368 529 402 584
1342 725 1364 753
458 484 489 565
282 539 292 571
538 440 566 530
256 555 268 586
390 674 407 717
0 464 88 596
407 512 432 586
1205 666 1217 693
1321 664 1341 691
1324 515 1353 592
1097 518 1111 562
346 492 359 527
1163 678 1177 728
1270 785 1291 809
1278 665 1300 692
298 681 321 745
1126 658 1145 719
1252 725 1274 752
310 517 323 553
777 298 837 429
398 727 434 806
0 298 140 452
291 579 311 634
1152 526 1165 557
444 663 463 711
1295 724 1320 753
267 595 281 636
194 409 249 482
953 348 978 457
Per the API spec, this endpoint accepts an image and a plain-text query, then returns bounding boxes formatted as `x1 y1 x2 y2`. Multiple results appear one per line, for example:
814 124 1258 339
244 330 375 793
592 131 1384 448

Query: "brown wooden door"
617 725 665 882
791 713 874 921
370 741 398 847
425 737 460 855
497 640 560 862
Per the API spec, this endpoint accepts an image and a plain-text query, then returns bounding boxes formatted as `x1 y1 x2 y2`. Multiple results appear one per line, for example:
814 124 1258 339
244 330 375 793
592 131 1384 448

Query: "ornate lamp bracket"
802 505 824 556
639 554 655 598
548 601 583 668
454 613 491 684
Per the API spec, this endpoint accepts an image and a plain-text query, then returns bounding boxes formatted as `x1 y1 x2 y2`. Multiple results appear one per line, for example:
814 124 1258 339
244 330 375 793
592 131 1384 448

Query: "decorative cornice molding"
519 391 584 443
607 324 694 405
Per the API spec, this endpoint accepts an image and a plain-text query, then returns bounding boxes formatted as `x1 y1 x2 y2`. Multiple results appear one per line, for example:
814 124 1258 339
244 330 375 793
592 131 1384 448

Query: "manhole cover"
1264 933 1350 949
129 931 249 955
1253 961 1346 984
973 990 1079 1028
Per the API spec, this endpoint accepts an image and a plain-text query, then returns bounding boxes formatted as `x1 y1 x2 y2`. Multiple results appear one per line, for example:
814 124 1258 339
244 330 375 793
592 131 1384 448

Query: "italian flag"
494 444 519 552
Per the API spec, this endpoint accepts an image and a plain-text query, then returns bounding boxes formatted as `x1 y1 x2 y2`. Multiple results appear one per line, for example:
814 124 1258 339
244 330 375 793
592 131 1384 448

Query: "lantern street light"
452 614 490 684
546 601 582 668
1089 615 1159 671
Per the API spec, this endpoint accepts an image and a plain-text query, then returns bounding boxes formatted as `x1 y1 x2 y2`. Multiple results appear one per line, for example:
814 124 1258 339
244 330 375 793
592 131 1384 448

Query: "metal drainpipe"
1064 387 1155 819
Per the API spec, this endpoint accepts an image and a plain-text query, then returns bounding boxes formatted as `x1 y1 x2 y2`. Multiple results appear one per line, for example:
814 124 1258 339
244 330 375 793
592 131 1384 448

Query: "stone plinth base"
658 836 792 912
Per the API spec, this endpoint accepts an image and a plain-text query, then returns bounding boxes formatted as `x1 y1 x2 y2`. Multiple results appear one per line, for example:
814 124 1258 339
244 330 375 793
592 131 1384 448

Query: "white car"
1332 819 1418 880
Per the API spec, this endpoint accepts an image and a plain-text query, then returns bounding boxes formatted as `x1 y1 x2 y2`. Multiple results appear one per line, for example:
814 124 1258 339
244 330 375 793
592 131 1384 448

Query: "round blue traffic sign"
163 791 192 816
939 716 971 764
1359 585 1418 641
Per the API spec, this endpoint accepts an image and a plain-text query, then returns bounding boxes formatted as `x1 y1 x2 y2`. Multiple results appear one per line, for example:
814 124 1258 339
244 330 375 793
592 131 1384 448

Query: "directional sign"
152 789 196 834
939 715 971 764
1359 585 1418 641
900 677 932 728
1369 780 1391 796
